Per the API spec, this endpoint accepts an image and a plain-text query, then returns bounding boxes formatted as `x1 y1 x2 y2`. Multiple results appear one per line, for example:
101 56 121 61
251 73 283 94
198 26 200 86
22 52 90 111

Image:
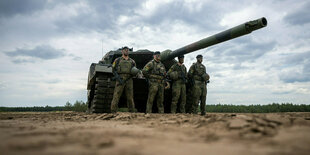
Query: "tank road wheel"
89 74 115 113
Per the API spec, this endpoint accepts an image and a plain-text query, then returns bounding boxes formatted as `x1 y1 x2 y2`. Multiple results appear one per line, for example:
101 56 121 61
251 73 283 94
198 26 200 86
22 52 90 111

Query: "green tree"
72 100 87 112
65 101 73 111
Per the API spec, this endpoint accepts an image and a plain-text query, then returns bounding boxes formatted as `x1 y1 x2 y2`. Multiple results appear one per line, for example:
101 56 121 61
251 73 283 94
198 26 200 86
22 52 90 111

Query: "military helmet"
169 71 179 80
202 73 210 81
121 46 133 51
154 51 160 55
178 55 184 59
121 46 129 50
196 54 203 58
131 67 140 76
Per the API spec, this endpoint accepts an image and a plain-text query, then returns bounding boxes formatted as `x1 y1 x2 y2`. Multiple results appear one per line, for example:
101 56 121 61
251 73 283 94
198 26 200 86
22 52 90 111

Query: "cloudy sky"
0 0 309 107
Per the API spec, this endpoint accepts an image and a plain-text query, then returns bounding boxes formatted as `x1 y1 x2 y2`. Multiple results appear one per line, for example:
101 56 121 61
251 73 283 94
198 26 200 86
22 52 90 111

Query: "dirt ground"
0 112 310 155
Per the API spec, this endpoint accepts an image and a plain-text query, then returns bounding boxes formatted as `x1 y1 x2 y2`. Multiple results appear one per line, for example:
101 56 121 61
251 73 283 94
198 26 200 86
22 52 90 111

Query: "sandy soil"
0 112 310 155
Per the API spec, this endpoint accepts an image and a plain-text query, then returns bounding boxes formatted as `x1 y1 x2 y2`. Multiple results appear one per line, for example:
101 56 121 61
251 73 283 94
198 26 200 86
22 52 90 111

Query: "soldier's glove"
164 81 170 89
137 71 143 78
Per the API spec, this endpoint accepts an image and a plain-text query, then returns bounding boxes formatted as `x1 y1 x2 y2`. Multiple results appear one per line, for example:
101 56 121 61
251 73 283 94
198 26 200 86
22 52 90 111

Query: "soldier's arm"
184 66 188 77
167 64 175 75
131 58 137 67
142 62 153 77
162 64 167 76
188 65 195 78
204 65 207 74
112 58 118 73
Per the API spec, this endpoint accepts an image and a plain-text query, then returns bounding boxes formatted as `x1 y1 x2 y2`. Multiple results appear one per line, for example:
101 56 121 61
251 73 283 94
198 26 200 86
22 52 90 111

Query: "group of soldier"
110 46 209 115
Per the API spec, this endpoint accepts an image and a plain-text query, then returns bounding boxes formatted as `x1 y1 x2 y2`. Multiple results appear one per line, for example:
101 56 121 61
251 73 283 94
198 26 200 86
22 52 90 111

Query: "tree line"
0 102 309 113
0 100 87 112
205 103 310 113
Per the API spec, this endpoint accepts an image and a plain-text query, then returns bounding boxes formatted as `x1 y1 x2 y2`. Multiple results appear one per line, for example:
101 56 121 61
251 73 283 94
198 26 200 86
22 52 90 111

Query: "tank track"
88 74 115 113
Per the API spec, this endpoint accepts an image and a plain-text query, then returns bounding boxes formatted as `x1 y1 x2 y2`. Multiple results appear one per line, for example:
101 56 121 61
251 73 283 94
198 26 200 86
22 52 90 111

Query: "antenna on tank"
101 39 103 57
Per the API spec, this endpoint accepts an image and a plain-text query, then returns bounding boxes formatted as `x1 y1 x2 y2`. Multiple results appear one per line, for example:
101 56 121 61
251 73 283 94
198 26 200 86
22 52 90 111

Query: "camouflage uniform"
188 62 207 115
142 59 166 113
167 63 187 113
111 57 136 113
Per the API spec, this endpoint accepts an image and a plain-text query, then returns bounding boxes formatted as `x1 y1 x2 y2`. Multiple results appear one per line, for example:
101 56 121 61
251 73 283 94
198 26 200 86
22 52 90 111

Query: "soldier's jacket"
168 63 187 82
112 57 136 75
111 57 136 113
144 59 166 113
142 59 166 80
188 62 206 81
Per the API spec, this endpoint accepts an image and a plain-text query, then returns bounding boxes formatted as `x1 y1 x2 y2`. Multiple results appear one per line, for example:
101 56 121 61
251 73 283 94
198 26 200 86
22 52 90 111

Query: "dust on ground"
1 112 310 155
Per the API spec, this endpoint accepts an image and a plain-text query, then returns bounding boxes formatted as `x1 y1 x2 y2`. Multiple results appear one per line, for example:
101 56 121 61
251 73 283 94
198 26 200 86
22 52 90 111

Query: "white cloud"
0 0 310 107
138 0 174 17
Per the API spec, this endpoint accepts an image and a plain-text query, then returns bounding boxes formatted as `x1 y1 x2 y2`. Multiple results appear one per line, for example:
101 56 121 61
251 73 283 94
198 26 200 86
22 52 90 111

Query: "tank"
87 17 267 113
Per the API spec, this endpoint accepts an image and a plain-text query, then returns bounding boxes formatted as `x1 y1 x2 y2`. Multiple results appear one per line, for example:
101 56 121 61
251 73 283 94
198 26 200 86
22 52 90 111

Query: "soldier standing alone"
188 55 210 115
110 47 136 113
167 55 187 113
142 51 166 113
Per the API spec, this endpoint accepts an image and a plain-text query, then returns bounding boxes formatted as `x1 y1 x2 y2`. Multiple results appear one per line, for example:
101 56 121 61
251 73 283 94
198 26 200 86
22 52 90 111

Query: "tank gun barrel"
161 17 267 61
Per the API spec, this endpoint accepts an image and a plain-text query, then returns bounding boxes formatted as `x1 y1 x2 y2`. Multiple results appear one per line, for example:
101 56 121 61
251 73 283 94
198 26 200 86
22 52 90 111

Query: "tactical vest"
115 58 134 74
177 64 186 76
193 63 206 81
150 60 165 80
172 64 186 81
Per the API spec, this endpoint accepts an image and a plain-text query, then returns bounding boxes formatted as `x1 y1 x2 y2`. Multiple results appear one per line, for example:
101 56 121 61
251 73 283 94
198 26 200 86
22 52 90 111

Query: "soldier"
142 51 166 113
110 46 136 113
167 55 187 113
188 55 209 115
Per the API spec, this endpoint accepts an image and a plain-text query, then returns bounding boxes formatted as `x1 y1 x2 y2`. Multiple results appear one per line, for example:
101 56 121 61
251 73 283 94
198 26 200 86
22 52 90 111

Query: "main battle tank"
87 17 267 113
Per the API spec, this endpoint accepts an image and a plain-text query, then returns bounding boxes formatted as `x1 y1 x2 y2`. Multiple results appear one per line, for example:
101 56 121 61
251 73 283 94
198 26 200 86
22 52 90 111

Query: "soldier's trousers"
191 80 207 114
111 78 135 113
171 81 186 113
146 80 164 113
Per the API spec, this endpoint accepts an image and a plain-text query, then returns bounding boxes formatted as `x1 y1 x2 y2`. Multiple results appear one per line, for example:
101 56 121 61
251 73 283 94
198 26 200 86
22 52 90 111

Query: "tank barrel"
161 17 267 61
